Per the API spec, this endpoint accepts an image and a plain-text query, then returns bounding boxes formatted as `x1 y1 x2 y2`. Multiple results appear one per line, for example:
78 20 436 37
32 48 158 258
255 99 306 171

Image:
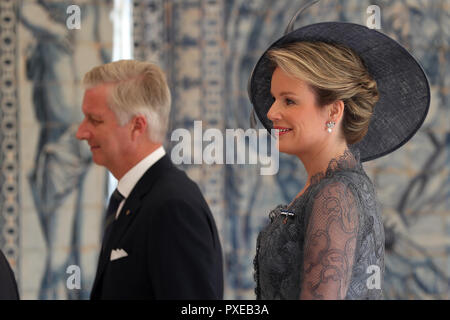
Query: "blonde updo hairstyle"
267 41 379 145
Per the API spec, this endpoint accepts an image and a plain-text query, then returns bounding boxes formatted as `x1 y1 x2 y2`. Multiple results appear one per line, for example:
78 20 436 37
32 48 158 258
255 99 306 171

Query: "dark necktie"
102 189 125 253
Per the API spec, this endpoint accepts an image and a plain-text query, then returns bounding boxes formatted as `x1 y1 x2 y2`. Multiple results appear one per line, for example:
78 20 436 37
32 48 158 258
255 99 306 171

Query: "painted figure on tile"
19 0 111 299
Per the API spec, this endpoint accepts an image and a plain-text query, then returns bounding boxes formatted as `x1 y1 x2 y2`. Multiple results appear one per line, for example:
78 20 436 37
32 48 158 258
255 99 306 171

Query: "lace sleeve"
300 180 359 299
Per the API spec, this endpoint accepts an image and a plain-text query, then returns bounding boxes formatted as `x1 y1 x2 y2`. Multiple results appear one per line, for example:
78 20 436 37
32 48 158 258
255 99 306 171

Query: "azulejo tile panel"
0 0 113 299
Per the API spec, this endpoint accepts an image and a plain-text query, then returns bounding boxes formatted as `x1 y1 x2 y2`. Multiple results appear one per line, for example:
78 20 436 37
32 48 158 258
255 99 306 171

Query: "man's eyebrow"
86 113 103 120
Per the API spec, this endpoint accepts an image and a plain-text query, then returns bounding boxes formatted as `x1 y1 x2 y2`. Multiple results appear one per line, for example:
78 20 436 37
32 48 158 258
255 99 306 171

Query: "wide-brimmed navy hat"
248 1 430 162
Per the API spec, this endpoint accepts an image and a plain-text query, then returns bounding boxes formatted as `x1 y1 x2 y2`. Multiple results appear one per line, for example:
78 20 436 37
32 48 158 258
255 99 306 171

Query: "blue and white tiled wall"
0 0 449 299
1 0 113 299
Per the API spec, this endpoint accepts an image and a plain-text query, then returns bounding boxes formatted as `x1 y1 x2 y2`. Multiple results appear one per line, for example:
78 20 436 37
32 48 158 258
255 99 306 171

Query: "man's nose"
76 120 89 140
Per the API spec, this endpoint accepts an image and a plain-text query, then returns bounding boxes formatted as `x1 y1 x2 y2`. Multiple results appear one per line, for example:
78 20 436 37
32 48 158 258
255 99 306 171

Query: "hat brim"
248 22 430 162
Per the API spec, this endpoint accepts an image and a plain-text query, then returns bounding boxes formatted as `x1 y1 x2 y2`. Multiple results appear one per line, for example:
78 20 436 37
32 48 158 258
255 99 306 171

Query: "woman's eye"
285 98 295 105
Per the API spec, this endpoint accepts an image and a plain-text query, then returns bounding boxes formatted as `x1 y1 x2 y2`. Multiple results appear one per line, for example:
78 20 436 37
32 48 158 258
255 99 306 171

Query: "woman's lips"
274 127 292 136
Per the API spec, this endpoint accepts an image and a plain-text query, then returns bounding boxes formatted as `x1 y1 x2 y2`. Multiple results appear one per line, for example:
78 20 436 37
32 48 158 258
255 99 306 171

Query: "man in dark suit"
0 250 19 299
76 60 223 299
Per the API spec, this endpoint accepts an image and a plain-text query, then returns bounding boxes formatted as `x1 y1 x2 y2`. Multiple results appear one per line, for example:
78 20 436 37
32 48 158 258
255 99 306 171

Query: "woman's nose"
267 101 281 122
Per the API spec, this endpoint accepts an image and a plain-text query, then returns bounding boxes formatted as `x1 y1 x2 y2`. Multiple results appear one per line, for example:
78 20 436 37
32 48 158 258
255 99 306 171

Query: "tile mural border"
0 0 20 284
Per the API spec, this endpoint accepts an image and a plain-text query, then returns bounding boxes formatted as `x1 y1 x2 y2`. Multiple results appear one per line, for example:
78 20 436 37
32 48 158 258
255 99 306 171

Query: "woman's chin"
278 141 305 156
278 146 299 156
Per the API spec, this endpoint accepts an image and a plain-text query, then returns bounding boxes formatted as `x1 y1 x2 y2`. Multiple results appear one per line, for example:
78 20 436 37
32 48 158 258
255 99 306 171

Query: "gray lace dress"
254 149 385 299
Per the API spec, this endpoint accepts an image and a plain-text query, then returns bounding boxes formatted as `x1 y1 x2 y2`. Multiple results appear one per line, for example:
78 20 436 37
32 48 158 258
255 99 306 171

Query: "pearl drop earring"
326 121 336 133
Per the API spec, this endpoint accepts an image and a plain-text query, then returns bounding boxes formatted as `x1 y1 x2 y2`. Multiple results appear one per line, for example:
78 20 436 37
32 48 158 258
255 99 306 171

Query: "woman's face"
267 67 329 156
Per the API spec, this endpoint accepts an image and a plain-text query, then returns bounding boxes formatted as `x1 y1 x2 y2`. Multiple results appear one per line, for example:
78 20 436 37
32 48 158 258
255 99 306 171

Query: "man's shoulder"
158 163 196 188
0 250 19 299
142 162 204 204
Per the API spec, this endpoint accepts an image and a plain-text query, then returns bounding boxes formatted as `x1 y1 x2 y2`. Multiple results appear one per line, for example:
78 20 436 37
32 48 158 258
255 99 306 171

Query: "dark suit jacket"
0 250 19 300
90 155 223 299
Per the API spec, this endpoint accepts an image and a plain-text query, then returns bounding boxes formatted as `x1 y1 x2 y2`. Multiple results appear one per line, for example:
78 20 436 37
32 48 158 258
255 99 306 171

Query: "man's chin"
91 154 105 166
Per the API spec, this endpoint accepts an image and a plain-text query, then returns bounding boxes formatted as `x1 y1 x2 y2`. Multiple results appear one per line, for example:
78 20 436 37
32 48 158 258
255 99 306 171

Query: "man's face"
76 84 132 173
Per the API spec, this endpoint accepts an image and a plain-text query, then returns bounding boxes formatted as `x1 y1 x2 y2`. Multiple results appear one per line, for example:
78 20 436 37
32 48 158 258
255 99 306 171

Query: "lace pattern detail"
304 148 360 193
254 148 385 299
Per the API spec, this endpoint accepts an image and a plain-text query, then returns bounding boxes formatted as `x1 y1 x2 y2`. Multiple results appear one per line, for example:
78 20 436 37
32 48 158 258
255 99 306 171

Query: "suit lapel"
108 155 173 248
91 155 173 298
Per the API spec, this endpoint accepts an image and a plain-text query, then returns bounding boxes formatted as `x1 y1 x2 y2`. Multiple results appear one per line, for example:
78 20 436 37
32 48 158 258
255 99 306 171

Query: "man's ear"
131 115 148 140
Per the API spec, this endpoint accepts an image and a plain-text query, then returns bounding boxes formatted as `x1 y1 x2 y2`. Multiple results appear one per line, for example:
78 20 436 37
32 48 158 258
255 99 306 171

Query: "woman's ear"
329 100 345 123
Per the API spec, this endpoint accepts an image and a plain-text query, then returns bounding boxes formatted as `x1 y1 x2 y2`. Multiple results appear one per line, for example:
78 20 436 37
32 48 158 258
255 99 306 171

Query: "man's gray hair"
83 60 171 143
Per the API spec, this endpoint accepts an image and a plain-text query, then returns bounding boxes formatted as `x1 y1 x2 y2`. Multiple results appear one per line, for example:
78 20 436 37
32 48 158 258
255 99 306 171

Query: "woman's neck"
298 140 349 188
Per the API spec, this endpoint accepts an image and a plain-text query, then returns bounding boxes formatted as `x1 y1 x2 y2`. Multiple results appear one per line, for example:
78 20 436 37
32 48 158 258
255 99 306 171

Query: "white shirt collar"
117 146 166 199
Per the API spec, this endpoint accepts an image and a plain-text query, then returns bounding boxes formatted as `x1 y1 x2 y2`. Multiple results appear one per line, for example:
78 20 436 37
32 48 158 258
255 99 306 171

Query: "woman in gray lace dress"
248 5 430 300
